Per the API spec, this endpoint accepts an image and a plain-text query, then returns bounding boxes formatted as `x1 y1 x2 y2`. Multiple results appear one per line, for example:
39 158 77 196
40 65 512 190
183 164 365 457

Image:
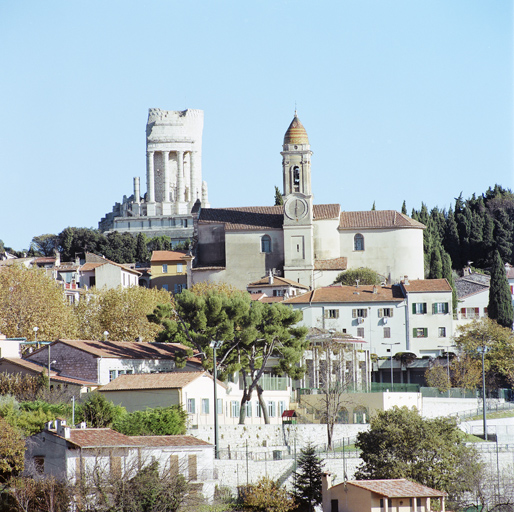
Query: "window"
231 401 240 418
438 327 446 338
245 401 252 417
352 309 367 318
34 456 45 474
162 264 168 273
433 302 449 314
177 263 183 273
162 284 168 291
267 401 276 417
354 233 364 251
383 327 391 338
273 290 285 297
279 401 286 416
293 166 300 192
461 307 479 319
201 398 209 414
357 327 364 337
217 398 223 415
174 283 185 294
261 235 271 253
325 309 339 319
412 303 427 314
255 401 262 417
378 308 394 317
109 370 117 382
187 398 196 414
413 328 428 338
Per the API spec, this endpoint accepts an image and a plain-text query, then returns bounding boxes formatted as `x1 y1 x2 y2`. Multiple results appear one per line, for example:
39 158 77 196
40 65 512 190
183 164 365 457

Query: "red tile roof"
283 284 404 304
131 435 211 447
198 204 340 231
314 257 347 271
347 479 446 498
80 260 141 276
402 279 452 293
98 371 214 391
151 251 191 262
247 276 309 289
339 211 425 230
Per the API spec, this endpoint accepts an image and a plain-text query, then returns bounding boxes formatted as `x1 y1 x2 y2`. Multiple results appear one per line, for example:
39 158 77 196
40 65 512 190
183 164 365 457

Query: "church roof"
198 204 340 231
283 115 309 145
338 210 425 230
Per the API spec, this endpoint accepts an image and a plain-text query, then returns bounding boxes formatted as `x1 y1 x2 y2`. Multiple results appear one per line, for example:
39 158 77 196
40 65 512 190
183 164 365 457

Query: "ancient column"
162 151 170 203
146 151 155 203
190 151 197 204
176 151 185 213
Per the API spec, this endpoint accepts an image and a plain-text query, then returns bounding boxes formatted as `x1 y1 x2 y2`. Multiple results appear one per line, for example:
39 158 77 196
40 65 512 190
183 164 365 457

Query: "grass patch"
466 409 514 422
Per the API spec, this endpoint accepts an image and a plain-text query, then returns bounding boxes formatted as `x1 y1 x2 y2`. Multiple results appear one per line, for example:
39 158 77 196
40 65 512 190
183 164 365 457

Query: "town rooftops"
338 210 425 230
283 284 404 304
247 276 309 289
98 372 224 392
401 278 452 293
32 339 194 360
314 257 348 271
80 261 141 276
345 479 446 498
47 427 211 449
150 251 192 263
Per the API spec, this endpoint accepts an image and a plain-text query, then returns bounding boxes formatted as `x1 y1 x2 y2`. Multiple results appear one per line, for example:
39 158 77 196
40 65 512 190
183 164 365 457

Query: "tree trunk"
256 385 270 424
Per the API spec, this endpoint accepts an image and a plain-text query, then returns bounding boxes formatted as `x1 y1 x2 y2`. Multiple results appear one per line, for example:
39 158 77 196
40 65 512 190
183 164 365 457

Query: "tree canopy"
333 267 381 286
150 286 308 423
355 406 482 508
488 250 514 328
0 417 25 482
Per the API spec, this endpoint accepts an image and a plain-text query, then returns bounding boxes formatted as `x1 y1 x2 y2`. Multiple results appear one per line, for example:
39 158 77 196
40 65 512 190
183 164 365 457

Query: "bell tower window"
293 167 300 192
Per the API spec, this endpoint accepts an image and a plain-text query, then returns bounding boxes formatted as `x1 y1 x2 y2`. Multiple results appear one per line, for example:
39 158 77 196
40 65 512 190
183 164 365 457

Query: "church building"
192 114 425 290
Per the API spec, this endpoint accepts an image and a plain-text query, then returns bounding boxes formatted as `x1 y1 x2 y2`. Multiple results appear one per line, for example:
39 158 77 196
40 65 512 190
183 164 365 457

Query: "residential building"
150 250 193 293
24 339 202 386
322 476 447 512
26 420 216 501
79 253 141 290
455 270 490 328
247 273 309 301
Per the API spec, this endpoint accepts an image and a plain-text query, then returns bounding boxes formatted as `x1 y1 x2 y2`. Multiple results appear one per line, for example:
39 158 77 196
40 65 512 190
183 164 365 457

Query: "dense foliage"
334 267 381 285
0 417 25 482
408 184 514 272
113 405 187 436
240 477 296 512
355 406 482 508
488 250 514 328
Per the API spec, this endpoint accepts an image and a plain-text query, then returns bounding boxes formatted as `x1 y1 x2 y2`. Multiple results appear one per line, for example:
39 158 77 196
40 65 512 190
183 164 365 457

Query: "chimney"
355 279 359 288
321 473 333 512
373 285 377 294
404 276 409 286
269 269 274 285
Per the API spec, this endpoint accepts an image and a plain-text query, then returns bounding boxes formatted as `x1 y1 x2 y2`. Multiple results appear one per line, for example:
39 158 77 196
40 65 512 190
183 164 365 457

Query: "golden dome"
283 115 309 145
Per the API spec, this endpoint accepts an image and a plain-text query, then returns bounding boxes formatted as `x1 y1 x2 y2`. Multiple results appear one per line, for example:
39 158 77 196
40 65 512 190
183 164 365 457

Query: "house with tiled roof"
24 339 202 385
191 114 425 291
322 475 447 512
149 250 193 293
454 269 490 328
247 272 309 300
26 419 216 501
79 252 141 290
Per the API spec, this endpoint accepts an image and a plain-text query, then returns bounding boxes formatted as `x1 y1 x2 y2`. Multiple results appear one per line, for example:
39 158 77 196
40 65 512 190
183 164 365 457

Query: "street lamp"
478 345 489 441
438 345 456 397
33 326 39 344
103 331 109 341
210 340 223 459
382 342 400 390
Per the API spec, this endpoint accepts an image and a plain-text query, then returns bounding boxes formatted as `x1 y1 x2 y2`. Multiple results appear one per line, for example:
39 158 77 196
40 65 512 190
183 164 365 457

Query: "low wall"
188 423 369 452
422 397 506 419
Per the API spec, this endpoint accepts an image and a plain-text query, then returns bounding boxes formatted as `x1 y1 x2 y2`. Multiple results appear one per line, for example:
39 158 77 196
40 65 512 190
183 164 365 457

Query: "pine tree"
274 186 284 206
293 444 325 512
401 201 407 215
135 232 150 264
488 251 514 328
371 201 376 211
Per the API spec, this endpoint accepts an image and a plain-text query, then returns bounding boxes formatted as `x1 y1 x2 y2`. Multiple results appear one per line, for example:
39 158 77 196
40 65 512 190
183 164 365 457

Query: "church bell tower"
281 113 315 288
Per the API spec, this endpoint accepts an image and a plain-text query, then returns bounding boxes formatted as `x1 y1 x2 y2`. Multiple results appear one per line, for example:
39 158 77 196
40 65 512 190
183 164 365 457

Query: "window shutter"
413 328 417 337
461 308 466 317
412 304 416 314
352 309 356 318
424 328 428 337
378 309 383 318
432 303 437 314
390 309 394 318
363 310 367 318
423 303 427 314
444 303 449 314
475 308 479 316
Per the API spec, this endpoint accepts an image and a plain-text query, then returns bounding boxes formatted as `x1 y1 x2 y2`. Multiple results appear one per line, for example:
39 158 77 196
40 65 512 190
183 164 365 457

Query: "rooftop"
346 479 446 498
401 278 452 293
283 284 404 304
339 210 425 230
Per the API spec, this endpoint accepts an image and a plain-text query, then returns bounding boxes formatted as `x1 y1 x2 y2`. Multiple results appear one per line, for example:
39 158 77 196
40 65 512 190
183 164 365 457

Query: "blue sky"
0 1 512 251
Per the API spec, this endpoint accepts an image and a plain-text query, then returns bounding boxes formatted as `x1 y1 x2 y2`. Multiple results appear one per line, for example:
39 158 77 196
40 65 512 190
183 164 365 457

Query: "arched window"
261 235 271 253
354 233 364 251
293 166 300 192
337 408 349 424
354 406 367 424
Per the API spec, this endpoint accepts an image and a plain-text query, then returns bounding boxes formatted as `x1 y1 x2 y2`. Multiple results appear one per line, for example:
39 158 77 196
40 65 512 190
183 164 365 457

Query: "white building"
26 420 216 501
192 114 425 291
284 278 454 358
454 270 490 329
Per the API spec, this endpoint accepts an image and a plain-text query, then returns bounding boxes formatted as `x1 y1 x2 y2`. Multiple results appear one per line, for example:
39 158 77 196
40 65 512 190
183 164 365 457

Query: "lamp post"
33 326 38 346
479 345 489 441
382 342 400 390
210 340 223 459
438 344 456 397
103 331 109 341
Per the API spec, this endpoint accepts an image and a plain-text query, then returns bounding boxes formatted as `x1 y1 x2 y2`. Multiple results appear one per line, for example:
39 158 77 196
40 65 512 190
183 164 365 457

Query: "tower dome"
283 114 309 145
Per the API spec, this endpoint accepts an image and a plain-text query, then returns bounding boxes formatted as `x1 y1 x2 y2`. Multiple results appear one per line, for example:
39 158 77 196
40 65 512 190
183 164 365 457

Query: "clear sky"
0 1 512 251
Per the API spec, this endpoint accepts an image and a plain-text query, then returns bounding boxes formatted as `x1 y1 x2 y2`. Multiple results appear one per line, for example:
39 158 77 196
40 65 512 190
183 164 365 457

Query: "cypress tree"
442 250 458 314
444 207 460 269
135 232 150 264
401 201 407 215
274 186 284 206
293 444 325 512
494 209 513 263
428 246 443 279
371 201 376 211
488 250 514 328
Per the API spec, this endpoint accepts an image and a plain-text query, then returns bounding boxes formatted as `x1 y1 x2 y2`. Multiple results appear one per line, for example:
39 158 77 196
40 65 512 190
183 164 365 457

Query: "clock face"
285 197 308 220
